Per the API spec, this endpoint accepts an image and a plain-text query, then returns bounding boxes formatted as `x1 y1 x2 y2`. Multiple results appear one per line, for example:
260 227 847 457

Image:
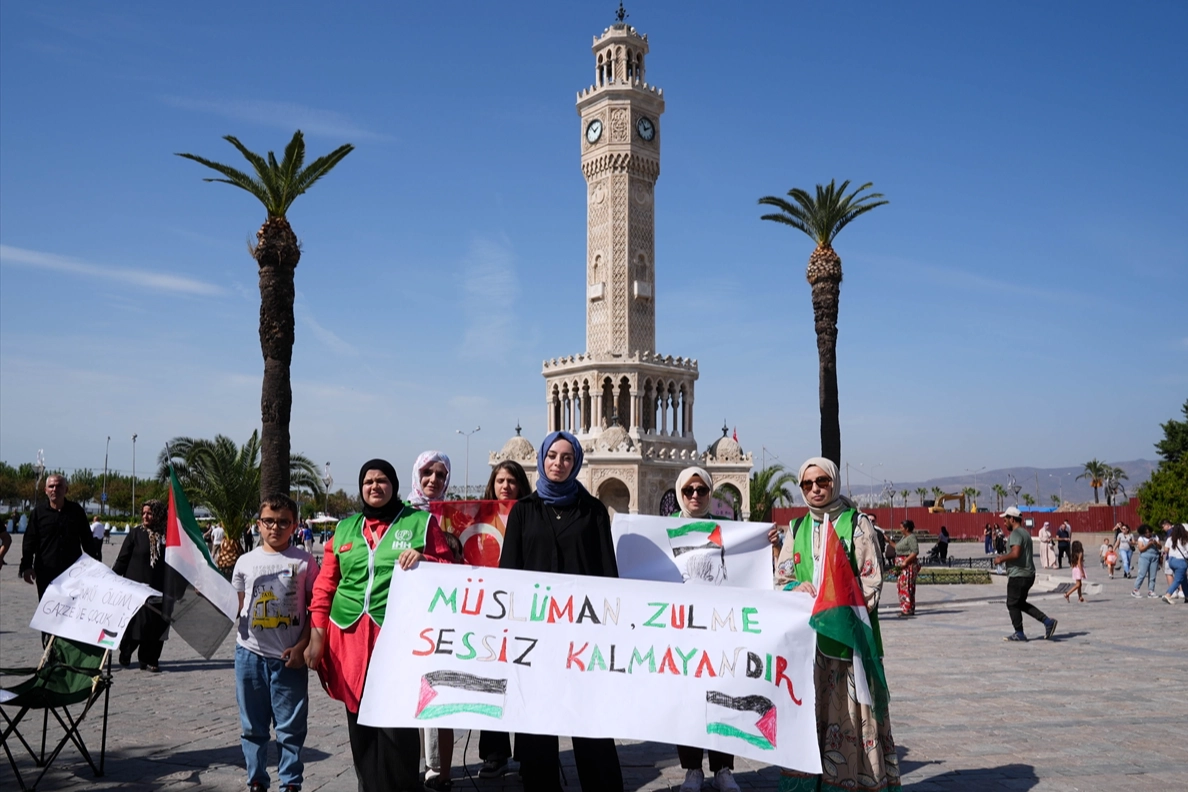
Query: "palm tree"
749 464 799 523
1076 458 1110 504
931 486 944 503
1021 493 1036 507
157 432 323 569
176 131 354 499
759 180 888 466
991 483 1008 512
1104 466 1129 506
899 489 910 508
915 487 928 506
1050 494 1061 507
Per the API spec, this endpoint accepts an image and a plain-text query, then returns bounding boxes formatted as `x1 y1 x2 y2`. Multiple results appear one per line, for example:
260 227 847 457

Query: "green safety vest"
328 508 429 629
790 509 884 660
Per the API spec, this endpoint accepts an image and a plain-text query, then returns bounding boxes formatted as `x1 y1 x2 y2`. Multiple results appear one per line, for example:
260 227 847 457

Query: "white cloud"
0 244 224 296
163 96 390 142
296 303 359 357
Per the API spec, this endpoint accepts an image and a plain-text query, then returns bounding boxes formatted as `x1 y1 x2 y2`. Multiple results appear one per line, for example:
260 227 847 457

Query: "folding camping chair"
0 636 112 791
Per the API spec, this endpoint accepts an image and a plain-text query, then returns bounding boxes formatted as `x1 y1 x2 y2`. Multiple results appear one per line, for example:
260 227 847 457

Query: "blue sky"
1 1 1185 493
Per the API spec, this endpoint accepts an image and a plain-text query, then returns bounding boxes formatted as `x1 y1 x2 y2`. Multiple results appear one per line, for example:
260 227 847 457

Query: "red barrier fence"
771 501 1143 540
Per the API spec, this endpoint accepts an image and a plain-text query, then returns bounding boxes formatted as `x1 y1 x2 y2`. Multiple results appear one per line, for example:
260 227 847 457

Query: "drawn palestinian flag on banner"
429 500 514 567
667 520 727 585
95 628 119 647
165 467 238 659
415 671 507 720
810 518 889 720
705 691 777 750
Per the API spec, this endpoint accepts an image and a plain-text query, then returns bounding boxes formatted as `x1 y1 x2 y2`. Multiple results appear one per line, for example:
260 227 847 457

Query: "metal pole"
102 436 110 517
131 434 138 515
455 427 481 496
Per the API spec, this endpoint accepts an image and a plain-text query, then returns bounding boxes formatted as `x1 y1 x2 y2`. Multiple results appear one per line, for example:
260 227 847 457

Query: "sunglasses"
681 485 710 497
799 476 833 492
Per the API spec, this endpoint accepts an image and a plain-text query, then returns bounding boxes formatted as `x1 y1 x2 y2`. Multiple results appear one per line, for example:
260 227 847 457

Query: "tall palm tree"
759 180 888 466
991 483 1008 512
899 489 910 508
157 432 323 569
176 131 354 498
1076 458 1110 504
749 464 799 523
1104 465 1129 506
915 487 928 506
931 486 944 502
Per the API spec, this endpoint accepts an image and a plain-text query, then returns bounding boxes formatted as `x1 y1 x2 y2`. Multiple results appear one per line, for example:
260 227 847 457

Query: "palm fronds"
758 179 888 248
749 464 799 523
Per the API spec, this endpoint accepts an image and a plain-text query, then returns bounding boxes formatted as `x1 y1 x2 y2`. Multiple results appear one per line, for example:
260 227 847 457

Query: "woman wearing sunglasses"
774 457 901 792
670 466 741 792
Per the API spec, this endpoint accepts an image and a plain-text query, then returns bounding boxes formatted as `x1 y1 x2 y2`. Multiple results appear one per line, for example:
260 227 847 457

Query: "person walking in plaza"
669 465 741 792
232 494 320 792
1064 540 1086 603
983 523 993 554
89 514 106 558
407 451 459 791
1130 524 1162 598
499 431 624 792
895 519 920 617
775 457 901 792
1055 520 1072 569
994 524 1007 555
19 474 100 601
112 499 171 671
1101 536 1116 576
991 506 1057 642
305 459 453 792
1113 523 1134 578
475 460 532 780
1038 521 1056 569
1158 519 1180 599
1161 523 1188 603
936 525 950 563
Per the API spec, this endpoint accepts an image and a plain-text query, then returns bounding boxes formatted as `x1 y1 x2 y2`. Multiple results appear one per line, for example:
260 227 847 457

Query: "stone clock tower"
490 13 753 517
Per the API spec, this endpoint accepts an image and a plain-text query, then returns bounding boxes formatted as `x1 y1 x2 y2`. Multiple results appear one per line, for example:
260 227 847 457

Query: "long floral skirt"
779 651 901 792
896 560 918 616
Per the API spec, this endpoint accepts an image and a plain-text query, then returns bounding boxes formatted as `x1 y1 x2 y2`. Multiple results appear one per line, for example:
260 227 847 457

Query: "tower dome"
706 423 743 462
496 423 535 463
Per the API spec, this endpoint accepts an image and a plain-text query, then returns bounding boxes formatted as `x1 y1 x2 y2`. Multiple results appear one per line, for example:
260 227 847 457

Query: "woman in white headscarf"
774 457 901 792
1038 522 1056 569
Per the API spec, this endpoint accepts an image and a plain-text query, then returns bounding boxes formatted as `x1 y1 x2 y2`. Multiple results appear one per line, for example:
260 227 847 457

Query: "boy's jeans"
235 644 308 787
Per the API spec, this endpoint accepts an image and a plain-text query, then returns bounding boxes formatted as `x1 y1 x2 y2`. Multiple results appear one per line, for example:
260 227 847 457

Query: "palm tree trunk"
255 216 299 500
810 275 842 466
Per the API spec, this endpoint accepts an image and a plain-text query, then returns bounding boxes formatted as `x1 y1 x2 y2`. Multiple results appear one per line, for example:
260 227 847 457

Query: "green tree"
899 489 910 507
1136 457 1188 525
1050 494 1061 507
758 180 888 466
1104 466 1129 506
67 468 98 507
1154 399 1188 465
749 464 798 523
1076 459 1109 504
158 432 322 569
991 483 1007 512
1021 493 1036 507
177 131 354 499
931 486 944 503
915 487 928 506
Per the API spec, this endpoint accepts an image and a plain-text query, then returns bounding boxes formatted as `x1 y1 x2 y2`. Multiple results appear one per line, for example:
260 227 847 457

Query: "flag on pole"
810 519 889 720
164 466 237 659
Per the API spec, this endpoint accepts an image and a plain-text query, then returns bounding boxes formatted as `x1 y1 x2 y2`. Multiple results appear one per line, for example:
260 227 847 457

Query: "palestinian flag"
705 691 777 750
164 467 237 659
415 671 507 720
667 520 727 584
810 518 889 719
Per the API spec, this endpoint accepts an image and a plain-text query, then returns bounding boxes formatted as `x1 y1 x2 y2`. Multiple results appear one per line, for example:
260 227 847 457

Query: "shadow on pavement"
904 762 1039 791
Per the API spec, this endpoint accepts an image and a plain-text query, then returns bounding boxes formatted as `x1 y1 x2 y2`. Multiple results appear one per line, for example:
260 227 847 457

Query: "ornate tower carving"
577 21 663 356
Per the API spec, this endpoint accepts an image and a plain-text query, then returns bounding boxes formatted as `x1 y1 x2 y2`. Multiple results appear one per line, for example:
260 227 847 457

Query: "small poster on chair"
29 556 161 649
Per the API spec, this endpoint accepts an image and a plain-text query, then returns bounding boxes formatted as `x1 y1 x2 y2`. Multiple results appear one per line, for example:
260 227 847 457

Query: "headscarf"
358 459 402 522
797 456 855 522
408 451 451 511
675 466 714 518
536 430 585 506
142 499 167 568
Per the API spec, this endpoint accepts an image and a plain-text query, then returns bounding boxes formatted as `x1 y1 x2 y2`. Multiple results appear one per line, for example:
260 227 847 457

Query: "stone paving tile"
2 539 1183 791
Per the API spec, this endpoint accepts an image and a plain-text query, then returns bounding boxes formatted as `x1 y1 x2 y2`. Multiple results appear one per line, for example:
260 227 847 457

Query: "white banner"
613 514 776 591
358 563 821 773
29 556 160 650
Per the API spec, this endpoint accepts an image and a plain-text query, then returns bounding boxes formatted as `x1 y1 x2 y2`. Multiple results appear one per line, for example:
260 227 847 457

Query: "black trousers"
118 634 163 666
1006 576 1048 634
677 745 733 773
1057 543 1071 568
345 708 421 792
516 732 623 792
478 729 513 761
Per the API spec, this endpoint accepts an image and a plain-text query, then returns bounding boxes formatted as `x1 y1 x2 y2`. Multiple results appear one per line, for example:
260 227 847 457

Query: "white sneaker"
712 768 741 792
1176 591 1185 599
680 768 705 792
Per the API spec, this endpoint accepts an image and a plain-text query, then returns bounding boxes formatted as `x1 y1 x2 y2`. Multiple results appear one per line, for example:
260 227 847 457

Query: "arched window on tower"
581 380 592 433
602 377 615 428
626 50 635 81
551 385 561 433
617 376 631 430
678 383 688 437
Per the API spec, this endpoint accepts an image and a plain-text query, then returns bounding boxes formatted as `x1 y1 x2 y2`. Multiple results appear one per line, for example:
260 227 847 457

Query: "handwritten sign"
357 563 821 772
29 556 160 649
613 514 777 591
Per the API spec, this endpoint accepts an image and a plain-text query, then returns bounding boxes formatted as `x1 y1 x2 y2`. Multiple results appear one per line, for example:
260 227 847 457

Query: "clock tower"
492 12 753 518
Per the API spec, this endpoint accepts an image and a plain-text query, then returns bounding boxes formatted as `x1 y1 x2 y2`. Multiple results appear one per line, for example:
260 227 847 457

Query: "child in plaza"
1065 540 1085 603
232 494 321 792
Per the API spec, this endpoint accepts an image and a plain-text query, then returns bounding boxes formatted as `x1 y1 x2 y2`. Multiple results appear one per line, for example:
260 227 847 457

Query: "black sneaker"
479 756 509 778
1003 632 1028 642
1044 618 1058 640
248 783 267 792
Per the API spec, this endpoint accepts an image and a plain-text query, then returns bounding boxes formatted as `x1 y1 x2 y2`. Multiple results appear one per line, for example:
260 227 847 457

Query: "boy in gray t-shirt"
231 495 320 792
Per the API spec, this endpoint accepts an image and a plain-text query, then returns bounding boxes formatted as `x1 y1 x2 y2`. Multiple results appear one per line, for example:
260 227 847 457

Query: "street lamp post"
321 463 333 518
33 450 46 507
455 426 481 496
101 436 111 516
131 434 138 514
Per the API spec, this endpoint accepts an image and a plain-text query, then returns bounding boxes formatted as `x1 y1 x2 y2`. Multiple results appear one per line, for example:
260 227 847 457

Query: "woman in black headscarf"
114 498 171 671
499 430 622 792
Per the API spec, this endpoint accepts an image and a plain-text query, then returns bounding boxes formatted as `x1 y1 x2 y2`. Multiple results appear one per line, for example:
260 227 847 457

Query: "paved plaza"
2 537 1183 791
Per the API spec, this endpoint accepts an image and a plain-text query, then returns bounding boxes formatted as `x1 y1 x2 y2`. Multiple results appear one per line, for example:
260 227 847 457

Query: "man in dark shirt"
1056 520 1072 569
19 474 100 600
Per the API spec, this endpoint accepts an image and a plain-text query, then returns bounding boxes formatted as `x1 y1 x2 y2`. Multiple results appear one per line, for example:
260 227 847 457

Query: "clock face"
586 119 603 144
636 116 655 141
